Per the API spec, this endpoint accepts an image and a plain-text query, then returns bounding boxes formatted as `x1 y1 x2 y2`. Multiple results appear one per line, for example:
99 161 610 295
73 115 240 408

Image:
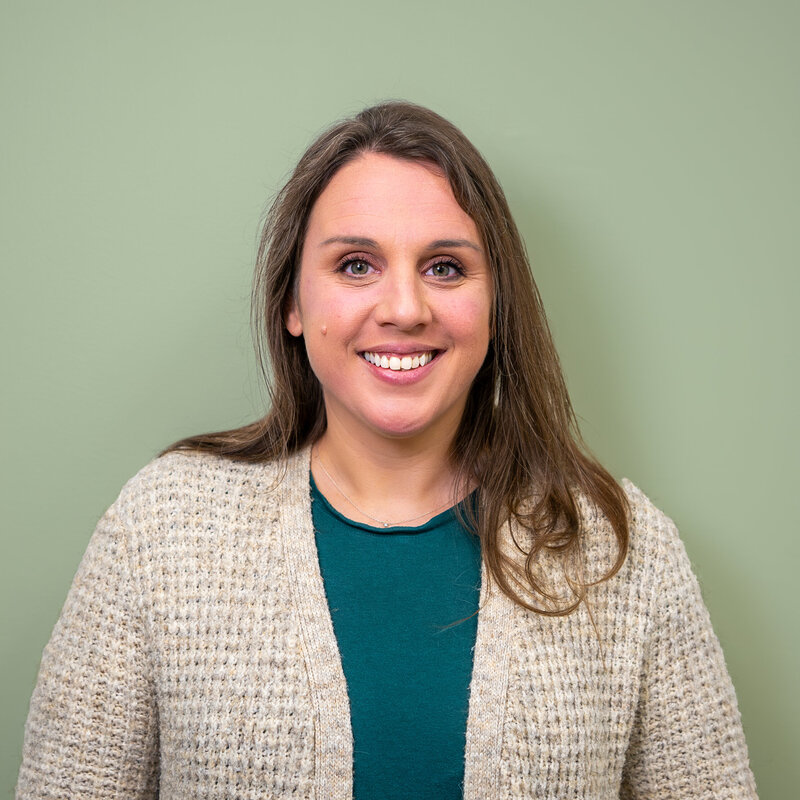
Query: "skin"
285 152 492 525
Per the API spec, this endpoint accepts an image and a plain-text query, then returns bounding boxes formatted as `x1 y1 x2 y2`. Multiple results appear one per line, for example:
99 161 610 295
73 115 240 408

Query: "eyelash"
336 254 465 279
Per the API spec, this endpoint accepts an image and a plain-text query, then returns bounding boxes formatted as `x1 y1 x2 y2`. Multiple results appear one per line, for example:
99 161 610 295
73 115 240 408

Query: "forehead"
305 152 480 244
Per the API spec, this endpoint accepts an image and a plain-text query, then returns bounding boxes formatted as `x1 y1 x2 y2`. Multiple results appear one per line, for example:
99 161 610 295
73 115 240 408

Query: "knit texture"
17 449 758 799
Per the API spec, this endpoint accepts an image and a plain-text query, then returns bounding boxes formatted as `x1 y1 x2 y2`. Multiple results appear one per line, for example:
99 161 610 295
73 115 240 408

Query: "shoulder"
619 479 693 586
577 479 695 597
108 448 310 534
573 480 714 659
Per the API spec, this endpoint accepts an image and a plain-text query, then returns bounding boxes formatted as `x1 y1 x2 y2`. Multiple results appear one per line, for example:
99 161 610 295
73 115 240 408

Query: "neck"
311 419 464 528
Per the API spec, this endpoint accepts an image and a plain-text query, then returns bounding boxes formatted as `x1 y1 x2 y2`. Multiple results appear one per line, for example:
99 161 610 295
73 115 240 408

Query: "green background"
2 1 797 796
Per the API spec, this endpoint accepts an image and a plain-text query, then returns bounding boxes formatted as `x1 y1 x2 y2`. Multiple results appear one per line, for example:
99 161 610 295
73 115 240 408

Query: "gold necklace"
313 448 453 528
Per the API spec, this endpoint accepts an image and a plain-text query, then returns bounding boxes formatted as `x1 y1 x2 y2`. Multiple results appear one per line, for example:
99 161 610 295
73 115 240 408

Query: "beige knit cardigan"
17 449 757 799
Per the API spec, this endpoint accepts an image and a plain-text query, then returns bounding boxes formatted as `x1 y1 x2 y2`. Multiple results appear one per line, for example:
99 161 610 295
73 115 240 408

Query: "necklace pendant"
314 448 450 531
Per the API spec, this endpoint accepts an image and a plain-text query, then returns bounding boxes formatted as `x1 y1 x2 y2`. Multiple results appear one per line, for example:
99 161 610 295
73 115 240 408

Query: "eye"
338 257 376 276
425 259 463 279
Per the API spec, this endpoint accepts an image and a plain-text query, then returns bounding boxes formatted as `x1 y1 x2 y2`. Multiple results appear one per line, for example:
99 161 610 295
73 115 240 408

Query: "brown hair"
164 101 628 615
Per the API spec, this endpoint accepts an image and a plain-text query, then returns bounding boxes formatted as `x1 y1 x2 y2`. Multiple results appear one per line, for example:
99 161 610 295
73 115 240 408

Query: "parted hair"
165 101 629 614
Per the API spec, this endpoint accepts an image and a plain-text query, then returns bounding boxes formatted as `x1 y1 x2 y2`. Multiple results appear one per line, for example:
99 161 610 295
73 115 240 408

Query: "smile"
361 351 437 371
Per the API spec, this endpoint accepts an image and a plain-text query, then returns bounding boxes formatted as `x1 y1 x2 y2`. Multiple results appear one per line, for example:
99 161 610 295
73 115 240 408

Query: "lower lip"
361 354 439 385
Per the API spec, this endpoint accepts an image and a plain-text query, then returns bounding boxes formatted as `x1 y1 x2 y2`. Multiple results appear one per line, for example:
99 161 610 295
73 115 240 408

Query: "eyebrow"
319 235 483 253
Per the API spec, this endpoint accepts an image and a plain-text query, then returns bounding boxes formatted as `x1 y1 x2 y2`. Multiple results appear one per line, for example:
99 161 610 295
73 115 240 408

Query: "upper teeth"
363 351 435 371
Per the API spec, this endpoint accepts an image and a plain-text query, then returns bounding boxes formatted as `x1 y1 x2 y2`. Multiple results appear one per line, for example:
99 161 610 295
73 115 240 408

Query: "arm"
620 516 757 799
16 506 159 799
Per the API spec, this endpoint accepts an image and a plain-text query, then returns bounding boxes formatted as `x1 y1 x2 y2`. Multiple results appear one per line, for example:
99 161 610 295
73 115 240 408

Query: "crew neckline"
309 471 475 535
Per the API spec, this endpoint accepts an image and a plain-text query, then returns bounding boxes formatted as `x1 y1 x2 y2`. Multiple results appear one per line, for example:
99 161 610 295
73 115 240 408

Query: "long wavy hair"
164 101 629 615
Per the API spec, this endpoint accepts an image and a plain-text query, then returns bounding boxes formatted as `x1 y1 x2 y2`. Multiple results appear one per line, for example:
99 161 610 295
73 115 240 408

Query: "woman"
17 102 757 798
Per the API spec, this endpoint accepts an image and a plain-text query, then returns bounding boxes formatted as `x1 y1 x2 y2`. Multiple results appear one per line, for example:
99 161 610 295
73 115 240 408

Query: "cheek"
301 292 370 362
300 275 363 324
329 287 380 333
447 295 492 351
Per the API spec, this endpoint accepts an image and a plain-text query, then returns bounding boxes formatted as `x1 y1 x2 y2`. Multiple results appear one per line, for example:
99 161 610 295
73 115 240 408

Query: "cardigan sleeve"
619 510 758 799
16 505 159 799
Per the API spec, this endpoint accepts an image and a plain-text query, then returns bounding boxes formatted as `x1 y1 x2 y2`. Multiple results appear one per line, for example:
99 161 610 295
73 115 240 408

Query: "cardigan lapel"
463 546 515 799
278 448 354 800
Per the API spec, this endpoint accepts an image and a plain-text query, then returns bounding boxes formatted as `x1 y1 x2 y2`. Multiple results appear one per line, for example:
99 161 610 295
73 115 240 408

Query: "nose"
373 266 432 330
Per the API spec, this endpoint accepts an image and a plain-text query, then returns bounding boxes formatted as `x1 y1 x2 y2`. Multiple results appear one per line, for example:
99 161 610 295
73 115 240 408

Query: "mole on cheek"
321 325 327 335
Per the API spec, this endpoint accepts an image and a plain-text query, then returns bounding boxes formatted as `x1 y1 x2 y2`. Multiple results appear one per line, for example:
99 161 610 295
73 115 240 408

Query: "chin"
358 408 434 439
366 408 462 443
371 420 430 439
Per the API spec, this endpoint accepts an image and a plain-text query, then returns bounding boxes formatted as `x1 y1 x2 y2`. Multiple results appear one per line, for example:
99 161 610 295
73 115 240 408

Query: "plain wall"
2 1 797 796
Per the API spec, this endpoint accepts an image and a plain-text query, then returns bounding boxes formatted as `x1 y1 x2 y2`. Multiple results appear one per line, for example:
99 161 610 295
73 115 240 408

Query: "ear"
285 297 303 337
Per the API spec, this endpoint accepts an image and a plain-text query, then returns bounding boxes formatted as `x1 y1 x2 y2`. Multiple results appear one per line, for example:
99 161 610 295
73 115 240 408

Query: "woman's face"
286 152 492 448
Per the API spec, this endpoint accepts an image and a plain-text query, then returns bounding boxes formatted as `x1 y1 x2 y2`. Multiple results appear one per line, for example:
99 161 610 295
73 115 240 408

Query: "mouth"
361 350 439 372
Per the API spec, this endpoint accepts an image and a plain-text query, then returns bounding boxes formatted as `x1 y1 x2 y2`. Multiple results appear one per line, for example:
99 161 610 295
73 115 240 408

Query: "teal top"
310 474 482 800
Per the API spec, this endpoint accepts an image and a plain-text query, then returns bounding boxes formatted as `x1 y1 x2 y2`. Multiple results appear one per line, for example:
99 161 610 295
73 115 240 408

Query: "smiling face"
285 152 492 449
